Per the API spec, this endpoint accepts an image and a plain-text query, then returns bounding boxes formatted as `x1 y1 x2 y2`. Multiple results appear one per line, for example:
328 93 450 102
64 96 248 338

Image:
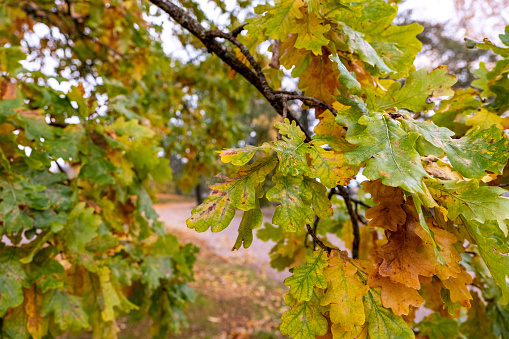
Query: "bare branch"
337 185 360 259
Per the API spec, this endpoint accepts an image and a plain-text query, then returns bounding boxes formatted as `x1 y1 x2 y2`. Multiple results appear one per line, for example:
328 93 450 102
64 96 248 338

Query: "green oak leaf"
400 117 455 156
346 113 428 194
330 55 362 93
219 144 270 166
284 251 328 302
272 119 308 176
259 0 304 41
302 177 333 220
402 120 509 179
441 288 463 316
466 221 509 305
417 312 460 339
364 289 415 339
0 250 26 317
487 300 509 338
500 26 509 46
377 66 456 111
266 172 314 232
60 202 102 252
187 156 277 232
41 289 89 331
140 256 173 290
280 292 328 339
1 305 31 339
444 126 509 179
274 119 356 188
428 180 509 235
233 198 263 250
291 12 330 55
341 24 393 75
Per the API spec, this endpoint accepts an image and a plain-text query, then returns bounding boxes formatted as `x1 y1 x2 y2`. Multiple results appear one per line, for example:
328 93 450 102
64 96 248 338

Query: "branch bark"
337 185 360 259
149 0 340 143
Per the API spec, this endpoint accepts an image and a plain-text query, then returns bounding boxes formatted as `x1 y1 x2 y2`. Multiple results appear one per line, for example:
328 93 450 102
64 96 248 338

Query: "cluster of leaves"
186 0 509 338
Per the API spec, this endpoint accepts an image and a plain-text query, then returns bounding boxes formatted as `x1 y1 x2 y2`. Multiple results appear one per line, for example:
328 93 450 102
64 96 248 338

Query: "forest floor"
117 196 289 339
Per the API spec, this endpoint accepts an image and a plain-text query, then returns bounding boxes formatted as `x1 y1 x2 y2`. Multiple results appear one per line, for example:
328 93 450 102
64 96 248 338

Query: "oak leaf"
377 217 436 289
368 270 424 316
320 254 369 331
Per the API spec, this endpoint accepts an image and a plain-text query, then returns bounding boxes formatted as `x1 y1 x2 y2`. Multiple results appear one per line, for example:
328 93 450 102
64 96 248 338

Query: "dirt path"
150 199 289 338
154 200 288 281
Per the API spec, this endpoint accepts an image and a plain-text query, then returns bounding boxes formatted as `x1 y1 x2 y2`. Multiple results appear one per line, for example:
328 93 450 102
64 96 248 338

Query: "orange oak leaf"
362 179 405 205
363 180 407 232
365 203 406 232
441 270 473 308
367 270 424 316
299 51 341 104
376 216 436 289
413 217 463 281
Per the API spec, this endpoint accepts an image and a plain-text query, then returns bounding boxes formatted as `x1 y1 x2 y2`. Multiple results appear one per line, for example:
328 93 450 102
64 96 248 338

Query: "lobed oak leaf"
266 172 314 232
280 291 328 339
365 203 406 232
346 113 428 194
363 180 407 232
376 66 456 112
320 254 369 331
377 217 436 289
441 270 473 308
466 220 509 304
363 289 415 339
218 144 270 166
233 200 263 250
428 180 509 235
417 312 460 339
368 270 424 316
302 177 333 220
412 217 463 281
284 250 328 302
331 322 368 339
299 52 341 104
187 156 277 233
291 12 330 55
341 24 393 76
260 0 305 42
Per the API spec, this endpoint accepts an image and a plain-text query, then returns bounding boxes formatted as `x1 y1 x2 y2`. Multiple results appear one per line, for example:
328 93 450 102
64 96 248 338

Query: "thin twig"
306 224 336 255
351 198 372 209
337 185 360 259
230 23 248 37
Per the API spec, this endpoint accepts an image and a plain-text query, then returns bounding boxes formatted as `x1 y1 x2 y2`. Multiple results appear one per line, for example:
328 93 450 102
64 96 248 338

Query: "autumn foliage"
1 0 509 338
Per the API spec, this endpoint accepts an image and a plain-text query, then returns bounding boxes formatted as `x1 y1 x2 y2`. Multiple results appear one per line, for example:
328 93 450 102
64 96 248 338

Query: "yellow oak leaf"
441 270 473 308
331 322 369 339
376 217 436 289
320 254 369 331
291 12 330 55
367 270 424 316
466 108 505 131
